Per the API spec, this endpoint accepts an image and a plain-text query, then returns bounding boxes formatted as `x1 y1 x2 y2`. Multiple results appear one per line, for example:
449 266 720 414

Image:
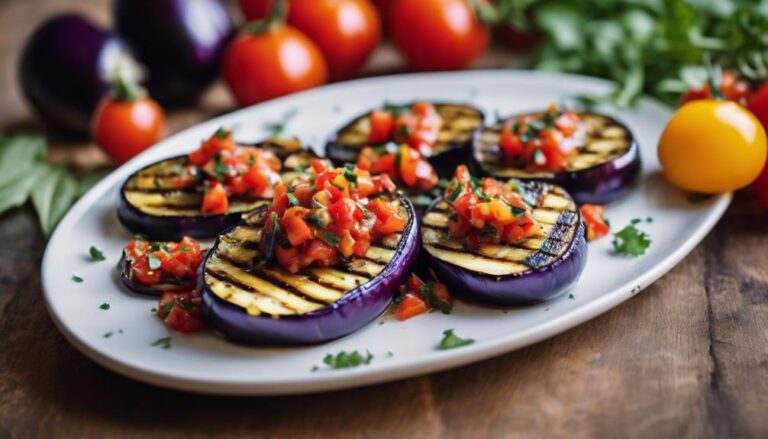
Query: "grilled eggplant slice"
422 181 587 305
199 195 420 345
118 251 197 296
326 102 484 178
118 138 318 240
473 112 640 204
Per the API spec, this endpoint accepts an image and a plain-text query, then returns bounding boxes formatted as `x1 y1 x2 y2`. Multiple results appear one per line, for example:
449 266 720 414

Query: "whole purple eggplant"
19 14 138 136
113 0 235 106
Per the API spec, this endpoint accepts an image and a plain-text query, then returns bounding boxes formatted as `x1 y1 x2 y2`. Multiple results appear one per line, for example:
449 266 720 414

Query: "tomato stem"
243 0 289 34
112 75 146 102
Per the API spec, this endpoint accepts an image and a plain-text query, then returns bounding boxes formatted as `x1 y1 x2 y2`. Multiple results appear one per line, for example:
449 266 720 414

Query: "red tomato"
223 26 327 106
92 96 165 164
394 293 428 320
157 291 205 333
580 204 610 241
369 110 395 143
679 71 752 107
389 0 489 71
749 83 768 209
238 0 380 80
202 182 229 214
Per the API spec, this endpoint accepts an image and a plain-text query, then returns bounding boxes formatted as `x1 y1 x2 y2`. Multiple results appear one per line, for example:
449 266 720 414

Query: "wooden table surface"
2 1 767 438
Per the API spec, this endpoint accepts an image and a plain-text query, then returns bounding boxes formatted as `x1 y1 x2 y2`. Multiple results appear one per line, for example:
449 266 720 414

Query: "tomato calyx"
392 273 453 321
443 165 540 248
498 103 581 172
260 162 406 273
242 0 289 34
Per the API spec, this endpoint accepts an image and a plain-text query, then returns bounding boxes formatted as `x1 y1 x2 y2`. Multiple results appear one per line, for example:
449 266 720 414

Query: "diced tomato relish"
444 165 540 248
157 289 206 333
260 161 408 273
367 102 442 156
499 103 582 172
124 236 203 286
357 143 438 191
580 204 610 241
392 273 453 320
186 128 282 215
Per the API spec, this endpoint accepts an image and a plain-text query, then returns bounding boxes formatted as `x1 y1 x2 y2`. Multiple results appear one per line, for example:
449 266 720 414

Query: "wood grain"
1 0 767 437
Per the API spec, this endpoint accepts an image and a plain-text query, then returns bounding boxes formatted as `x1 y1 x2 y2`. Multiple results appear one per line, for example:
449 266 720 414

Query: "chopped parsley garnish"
148 253 162 270
568 293 575 299
448 182 463 202
150 307 157 313
103 331 114 338
317 230 340 248
152 337 171 349
612 224 651 256
264 108 298 136
646 216 653 223
202 180 211 193
383 101 410 116
343 164 357 183
421 282 452 314
72 275 83 283
630 218 642 225
286 192 300 207
438 329 474 350
510 205 526 218
213 153 228 182
99 302 110 310
215 127 228 139
89 246 106 261
152 336 172 349
322 350 374 369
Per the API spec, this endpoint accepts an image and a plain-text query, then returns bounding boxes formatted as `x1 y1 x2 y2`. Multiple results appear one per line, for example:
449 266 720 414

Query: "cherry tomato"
389 0 489 71
748 84 768 208
92 96 164 164
680 71 752 107
238 0 381 80
223 26 327 106
658 100 767 193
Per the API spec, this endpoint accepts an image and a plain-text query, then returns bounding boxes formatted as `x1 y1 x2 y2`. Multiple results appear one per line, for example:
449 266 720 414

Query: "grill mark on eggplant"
254 267 344 305
332 103 483 155
204 269 305 314
205 270 299 316
474 112 633 175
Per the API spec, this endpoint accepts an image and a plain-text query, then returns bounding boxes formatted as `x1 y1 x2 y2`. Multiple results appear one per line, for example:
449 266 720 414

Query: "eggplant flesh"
422 181 587 305
473 113 640 204
326 103 484 178
118 138 318 240
200 195 420 345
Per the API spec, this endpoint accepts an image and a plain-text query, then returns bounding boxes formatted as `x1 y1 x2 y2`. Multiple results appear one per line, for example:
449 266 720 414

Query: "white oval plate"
42 71 729 395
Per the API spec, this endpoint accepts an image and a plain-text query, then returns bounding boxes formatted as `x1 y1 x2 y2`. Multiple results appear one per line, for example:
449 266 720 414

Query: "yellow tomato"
658 100 767 193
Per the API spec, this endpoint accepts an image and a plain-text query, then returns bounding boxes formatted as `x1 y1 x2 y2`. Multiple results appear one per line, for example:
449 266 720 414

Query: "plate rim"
41 69 732 395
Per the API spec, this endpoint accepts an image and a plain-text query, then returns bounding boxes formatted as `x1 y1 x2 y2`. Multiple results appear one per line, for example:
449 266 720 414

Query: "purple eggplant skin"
427 218 587 306
118 188 247 242
200 195 421 345
549 141 640 205
113 0 235 106
19 14 138 136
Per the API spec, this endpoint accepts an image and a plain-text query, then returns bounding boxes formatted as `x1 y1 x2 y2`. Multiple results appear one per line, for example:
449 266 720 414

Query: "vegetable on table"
658 100 767 194
91 76 165 164
422 166 587 305
199 163 420 345
19 14 140 136
223 0 327 106
239 0 382 80
113 0 235 106
388 0 490 71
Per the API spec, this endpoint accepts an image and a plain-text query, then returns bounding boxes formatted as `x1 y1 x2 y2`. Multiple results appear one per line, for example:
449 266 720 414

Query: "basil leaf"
437 329 474 350
31 165 77 236
0 162 47 215
0 134 46 188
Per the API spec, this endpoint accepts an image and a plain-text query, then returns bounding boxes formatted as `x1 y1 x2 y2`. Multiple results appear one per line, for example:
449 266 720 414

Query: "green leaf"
322 350 373 369
89 246 106 262
534 2 586 51
72 275 83 283
99 302 110 310
612 224 652 256
31 165 77 236
0 162 48 216
438 329 474 350
152 336 172 349
0 134 46 189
